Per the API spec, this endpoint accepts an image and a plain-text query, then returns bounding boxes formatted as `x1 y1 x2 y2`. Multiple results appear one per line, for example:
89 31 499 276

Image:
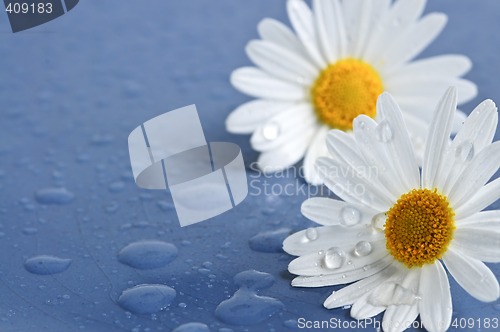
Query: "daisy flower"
226 0 477 184
283 87 500 332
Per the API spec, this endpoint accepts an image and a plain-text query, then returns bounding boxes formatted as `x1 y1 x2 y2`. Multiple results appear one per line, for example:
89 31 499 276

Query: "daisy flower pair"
284 87 500 332
226 0 477 184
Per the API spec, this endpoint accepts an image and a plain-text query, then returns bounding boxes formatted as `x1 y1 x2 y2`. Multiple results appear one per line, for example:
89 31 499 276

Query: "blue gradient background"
0 1 499 331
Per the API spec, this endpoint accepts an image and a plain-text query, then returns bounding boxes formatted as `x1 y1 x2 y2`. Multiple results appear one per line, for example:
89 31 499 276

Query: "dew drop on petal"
371 213 387 232
323 247 346 269
375 120 393 143
455 140 474 162
354 241 372 256
262 122 280 140
340 206 361 226
305 227 318 241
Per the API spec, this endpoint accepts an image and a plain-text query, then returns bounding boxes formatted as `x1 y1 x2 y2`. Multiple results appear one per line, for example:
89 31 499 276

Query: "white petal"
283 224 383 256
288 239 387 276
456 210 500 228
344 0 373 57
454 178 500 219
369 268 420 307
350 293 385 320
256 135 312 173
377 93 420 191
301 197 377 226
303 126 329 185
452 109 467 133
379 13 447 69
251 103 316 151
323 263 399 308
312 0 346 62
351 115 408 200
225 100 293 134
422 87 457 189
287 0 326 68
401 112 428 165
246 40 318 85
257 18 307 58
419 261 452 332
452 227 500 263
440 99 498 193
447 141 500 207
384 54 472 79
364 0 426 62
382 304 419 332
443 247 500 302
231 67 306 101
385 78 477 110
316 156 394 212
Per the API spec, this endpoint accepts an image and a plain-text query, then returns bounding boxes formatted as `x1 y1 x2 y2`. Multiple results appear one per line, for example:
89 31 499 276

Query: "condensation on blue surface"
0 0 499 331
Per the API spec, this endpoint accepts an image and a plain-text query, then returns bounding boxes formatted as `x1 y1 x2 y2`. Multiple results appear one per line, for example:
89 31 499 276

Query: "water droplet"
249 228 291 253
493 303 500 311
375 120 393 142
305 227 318 241
22 227 38 235
371 213 387 232
24 255 72 275
234 270 274 291
283 319 298 329
117 284 176 314
215 270 284 325
172 322 210 332
262 122 280 140
455 140 474 162
354 241 372 256
118 240 178 270
34 187 74 205
340 206 361 226
323 247 346 269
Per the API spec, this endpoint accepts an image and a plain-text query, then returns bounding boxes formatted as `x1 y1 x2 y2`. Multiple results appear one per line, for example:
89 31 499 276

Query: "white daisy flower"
226 0 477 184
283 87 500 332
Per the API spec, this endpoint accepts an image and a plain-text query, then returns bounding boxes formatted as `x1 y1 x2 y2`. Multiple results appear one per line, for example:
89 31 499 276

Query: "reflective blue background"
0 1 499 331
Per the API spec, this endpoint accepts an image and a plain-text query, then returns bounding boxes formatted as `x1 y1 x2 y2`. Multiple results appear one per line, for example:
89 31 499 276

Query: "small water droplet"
118 240 178 270
371 213 387 232
117 284 176 314
249 228 291 253
305 227 318 241
262 122 280 140
375 120 393 143
455 140 474 162
172 322 210 332
323 247 346 269
340 206 361 226
34 187 74 205
354 241 372 256
22 227 38 235
24 255 72 275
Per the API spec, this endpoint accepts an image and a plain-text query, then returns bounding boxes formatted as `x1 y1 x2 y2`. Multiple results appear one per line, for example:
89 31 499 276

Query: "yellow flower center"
384 189 455 268
311 58 383 130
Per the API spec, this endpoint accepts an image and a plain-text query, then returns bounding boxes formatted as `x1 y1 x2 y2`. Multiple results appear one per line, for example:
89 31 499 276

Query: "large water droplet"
117 240 178 270
117 284 176 314
323 247 346 269
172 322 210 332
354 241 372 256
340 206 361 226
34 187 74 205
215 270 283 326
455 140 474 162
305 227 318 241
248 228 291 253
262 122 280 140
375 120 393 143
24 255 72 275
371 213 387 232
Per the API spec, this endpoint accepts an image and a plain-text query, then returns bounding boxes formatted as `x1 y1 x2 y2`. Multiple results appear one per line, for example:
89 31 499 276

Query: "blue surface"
0 1 499 331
